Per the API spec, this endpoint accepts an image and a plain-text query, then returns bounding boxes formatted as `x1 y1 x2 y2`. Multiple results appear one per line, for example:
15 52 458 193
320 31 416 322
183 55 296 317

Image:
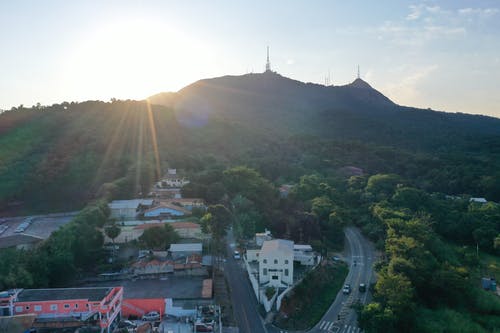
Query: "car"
233 250 241 260
195 323 214 332
118 320 137 328
142 311 160 321
342 284 351 295
359 283 367 292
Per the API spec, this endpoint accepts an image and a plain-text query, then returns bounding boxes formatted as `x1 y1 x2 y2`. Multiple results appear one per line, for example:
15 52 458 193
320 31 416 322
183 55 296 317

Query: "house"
293 244 315 265
470 197 488 204
108 199 154 220
170 222 204 239
169 243 202 259
258 239 294 288
158 169 190 188
132 259 174 276
165 198 206 211
255 229 272 246
3 287 123 333
143 204 191 218
279 184 293 198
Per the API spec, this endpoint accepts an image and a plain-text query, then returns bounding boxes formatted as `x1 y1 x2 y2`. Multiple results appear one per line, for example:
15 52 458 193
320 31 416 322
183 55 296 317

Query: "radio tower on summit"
265 46 271 72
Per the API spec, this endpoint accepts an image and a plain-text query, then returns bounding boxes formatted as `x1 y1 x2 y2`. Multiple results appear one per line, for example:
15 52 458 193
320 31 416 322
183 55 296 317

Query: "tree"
311 196 334 222
139 224 180 250
105 223 121 244
202 204 233 256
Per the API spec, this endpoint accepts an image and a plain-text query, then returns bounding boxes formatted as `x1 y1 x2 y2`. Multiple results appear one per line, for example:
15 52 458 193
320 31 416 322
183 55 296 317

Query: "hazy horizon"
1 0 499 117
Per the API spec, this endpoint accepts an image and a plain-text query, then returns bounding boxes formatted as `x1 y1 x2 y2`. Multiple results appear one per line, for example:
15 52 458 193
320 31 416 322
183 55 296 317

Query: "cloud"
458 7 499 17
406 4 423 20
382 65 438 105
286 59 295 65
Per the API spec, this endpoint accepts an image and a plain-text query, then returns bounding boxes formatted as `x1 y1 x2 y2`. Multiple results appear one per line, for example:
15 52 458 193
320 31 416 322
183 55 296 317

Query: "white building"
255 229 272 246
293 244 315 265
158 169 190 188
259 239 294 287
169 243 202 259
108 199 154 220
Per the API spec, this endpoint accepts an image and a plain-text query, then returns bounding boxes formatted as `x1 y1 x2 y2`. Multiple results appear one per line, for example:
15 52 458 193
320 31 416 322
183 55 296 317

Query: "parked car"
142 311 160 321
233 250 241 260
359 283 366 292
342 284 351 295
118 320 137 329
195 323 214 332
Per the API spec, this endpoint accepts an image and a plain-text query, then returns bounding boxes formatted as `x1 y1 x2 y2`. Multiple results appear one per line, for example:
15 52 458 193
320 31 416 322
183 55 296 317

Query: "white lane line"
319 321 327 329
327 321 335 330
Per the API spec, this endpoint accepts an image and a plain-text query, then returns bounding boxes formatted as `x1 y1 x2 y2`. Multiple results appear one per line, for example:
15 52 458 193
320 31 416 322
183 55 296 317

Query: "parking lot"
82 276 205 299
0 212 77 239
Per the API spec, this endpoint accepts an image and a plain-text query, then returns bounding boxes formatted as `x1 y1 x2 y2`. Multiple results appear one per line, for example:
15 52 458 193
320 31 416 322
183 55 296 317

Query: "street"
311 227 375 333
224 229 268 333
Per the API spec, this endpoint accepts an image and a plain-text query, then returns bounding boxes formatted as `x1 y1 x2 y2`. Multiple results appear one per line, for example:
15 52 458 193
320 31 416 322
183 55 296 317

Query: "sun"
63 17 210 101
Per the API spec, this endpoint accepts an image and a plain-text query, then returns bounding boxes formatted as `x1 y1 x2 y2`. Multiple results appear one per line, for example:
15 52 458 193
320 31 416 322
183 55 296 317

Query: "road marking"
319 321 327 329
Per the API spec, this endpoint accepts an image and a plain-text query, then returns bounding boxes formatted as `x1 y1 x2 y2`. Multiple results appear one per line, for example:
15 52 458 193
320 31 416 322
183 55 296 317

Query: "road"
224 229 268 333
310 227 376 333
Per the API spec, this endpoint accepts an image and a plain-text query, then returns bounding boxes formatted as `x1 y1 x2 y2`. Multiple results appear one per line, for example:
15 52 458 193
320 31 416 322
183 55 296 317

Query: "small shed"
169 243 202 259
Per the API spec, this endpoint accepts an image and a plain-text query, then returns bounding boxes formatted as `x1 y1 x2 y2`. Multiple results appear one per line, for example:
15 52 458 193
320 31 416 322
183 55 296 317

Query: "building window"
75 304 79 309
263 268 267 275
50 304 58 311
34 305 42 312
285 260 289 264
256 253 259 257
86 304 90 308
64 304 70 309
274 259 278 264
263 259 267 264
285 269 289 276
25 306 30 310
15 306 22 313
272 276 278 280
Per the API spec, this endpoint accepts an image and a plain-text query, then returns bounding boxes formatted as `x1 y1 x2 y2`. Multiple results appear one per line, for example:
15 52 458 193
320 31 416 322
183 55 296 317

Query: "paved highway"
311 227 376 333
224 229 268 333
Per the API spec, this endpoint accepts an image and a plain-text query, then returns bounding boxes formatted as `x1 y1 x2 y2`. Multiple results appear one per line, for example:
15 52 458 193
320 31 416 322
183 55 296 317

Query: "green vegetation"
1 74 500 329
275 262 348 330
0 200 110 289
138 223 180 250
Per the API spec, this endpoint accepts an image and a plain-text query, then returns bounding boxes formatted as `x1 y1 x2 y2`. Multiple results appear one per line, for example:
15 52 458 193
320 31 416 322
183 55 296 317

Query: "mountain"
148 71 500 151
1 71 500 214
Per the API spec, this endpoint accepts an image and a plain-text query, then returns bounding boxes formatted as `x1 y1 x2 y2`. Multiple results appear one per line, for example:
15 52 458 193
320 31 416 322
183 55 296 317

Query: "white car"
233 251 241 260
142 311 160 321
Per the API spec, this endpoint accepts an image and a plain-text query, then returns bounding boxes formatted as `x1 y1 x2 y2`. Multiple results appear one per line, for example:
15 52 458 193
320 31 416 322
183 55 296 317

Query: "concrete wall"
244 257 260 301
246 249 260 262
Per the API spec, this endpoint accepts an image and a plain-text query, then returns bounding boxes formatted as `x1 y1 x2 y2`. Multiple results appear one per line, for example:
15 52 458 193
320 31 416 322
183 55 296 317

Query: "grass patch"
274 262 348 330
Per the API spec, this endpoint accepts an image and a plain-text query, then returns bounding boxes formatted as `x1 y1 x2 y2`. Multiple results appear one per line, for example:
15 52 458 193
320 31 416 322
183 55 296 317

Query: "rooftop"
144 204 191 215
261 239 294 257
170 243 202 252
17 287 114 302
170 222 201 229
108 199 154 210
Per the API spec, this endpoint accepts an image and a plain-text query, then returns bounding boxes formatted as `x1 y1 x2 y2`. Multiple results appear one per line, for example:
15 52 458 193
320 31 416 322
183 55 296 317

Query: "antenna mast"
357 65 360 79
265 46 271 72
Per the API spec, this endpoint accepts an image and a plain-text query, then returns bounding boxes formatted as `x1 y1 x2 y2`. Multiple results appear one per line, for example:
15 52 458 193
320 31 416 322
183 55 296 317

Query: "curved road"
310 227 375 333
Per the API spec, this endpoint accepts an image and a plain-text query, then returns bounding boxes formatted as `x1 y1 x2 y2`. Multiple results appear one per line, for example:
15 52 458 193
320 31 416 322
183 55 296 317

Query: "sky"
1 0 499 117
